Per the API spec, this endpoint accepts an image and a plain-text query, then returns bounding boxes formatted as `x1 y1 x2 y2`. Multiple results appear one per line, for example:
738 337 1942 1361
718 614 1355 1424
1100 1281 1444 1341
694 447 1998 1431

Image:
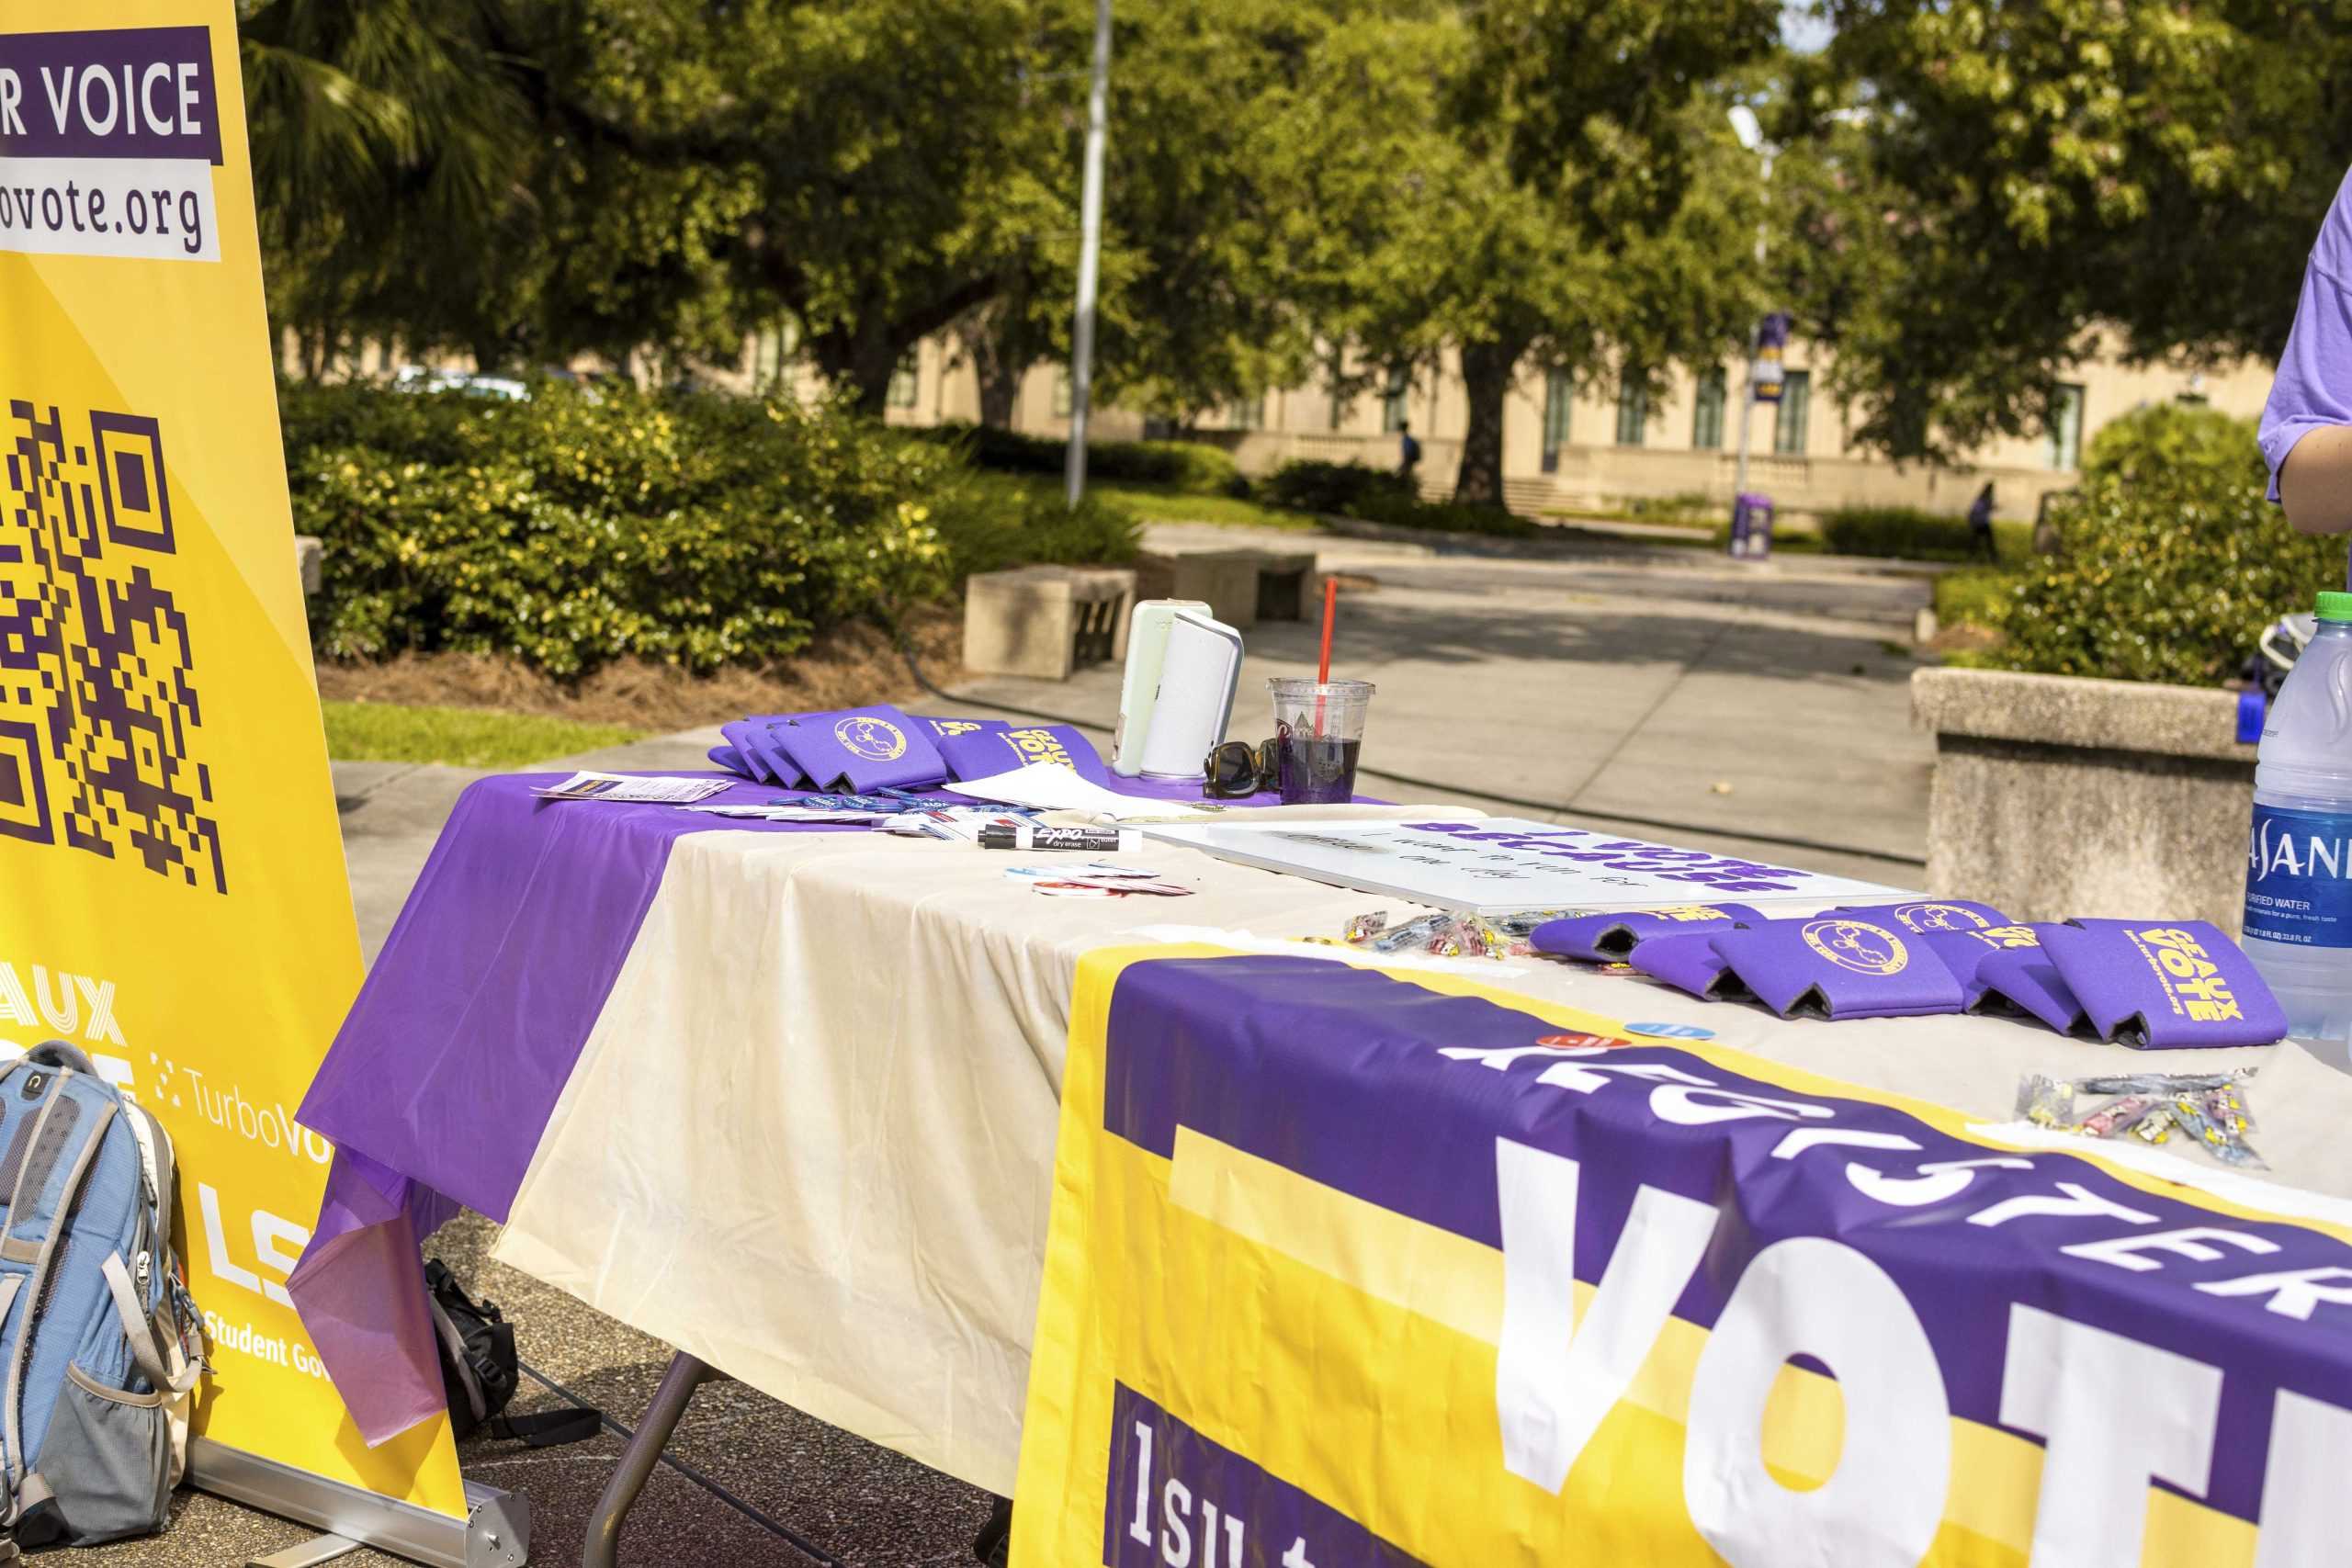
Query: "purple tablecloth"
290 768 1289 1443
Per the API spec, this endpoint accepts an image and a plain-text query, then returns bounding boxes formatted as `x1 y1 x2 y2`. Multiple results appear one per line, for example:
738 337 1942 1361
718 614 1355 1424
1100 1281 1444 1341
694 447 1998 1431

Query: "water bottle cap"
2320 591 2352 623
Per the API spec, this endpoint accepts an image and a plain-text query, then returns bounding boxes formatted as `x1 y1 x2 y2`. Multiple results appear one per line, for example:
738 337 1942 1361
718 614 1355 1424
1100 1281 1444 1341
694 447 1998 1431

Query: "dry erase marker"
977 824 1137 852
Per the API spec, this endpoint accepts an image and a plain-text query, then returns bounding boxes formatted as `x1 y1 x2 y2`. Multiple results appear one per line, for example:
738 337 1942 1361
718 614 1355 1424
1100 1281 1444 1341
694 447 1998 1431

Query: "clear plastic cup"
1267 678 1374 804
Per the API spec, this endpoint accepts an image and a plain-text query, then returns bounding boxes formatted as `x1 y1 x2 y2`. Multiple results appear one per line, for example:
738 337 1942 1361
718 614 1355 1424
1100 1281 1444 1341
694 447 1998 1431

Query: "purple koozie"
771 706 948 793
1532 904 1764 963
1628 931 1751 1001
916 716 1013 780
1974 948 2091 1034
716 717 809 786
1917 923 2044 1008
930 720 1109 784
2035 919 2288 1049
1833 897 2013 934
1712 915 1966 1020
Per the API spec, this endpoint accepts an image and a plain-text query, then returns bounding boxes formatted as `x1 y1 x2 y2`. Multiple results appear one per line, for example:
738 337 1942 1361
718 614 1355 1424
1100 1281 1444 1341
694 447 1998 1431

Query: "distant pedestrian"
1967 481 1997 560
1398 420 1421 486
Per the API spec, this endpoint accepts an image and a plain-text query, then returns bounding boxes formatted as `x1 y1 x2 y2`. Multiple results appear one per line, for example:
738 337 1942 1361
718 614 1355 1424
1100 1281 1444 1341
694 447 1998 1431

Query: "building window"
1692 368 1726 450
887 351 920 410
1382 367 1411 433
2049 383 2085 470
1227 395 1262 431
1615 376 1648 447
1051 369 1074 418
1542 368 1573 473
1773 370 1811 456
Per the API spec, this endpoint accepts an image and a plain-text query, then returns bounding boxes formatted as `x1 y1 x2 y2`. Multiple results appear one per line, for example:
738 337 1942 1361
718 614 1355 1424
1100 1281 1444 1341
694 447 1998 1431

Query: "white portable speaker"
1112 601 1244 779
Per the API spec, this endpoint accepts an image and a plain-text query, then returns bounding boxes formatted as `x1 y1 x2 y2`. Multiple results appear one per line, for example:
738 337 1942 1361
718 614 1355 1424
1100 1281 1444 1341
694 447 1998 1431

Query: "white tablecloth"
485 829 2352 1495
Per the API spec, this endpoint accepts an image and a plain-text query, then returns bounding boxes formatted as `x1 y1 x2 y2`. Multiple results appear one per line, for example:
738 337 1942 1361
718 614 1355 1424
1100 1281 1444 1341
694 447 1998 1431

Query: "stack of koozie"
1530 898 2287 1048
708 705 1108 792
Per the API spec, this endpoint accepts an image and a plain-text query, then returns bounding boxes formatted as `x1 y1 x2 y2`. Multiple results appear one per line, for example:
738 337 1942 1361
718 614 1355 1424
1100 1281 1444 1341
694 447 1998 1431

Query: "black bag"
425 1260 602 1448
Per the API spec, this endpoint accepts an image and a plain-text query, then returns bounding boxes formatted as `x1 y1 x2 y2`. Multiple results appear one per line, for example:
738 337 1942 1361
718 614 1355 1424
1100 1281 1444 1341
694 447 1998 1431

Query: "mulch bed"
315 611 969 734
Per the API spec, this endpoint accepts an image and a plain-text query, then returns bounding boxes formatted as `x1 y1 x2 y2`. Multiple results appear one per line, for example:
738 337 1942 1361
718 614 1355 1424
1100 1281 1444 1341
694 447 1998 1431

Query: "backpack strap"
99 1254 198 1396
0 1085 114 1523
486 1407 603 1449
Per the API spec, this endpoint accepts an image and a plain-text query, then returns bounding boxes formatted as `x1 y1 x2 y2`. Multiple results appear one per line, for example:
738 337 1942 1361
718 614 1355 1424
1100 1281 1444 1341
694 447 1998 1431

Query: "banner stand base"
247 1535 361 1568
190 1438 530 1568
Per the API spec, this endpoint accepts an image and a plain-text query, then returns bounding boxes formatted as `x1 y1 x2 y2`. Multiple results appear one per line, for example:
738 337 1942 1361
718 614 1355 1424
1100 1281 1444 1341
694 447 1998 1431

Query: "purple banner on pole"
0 28 223 164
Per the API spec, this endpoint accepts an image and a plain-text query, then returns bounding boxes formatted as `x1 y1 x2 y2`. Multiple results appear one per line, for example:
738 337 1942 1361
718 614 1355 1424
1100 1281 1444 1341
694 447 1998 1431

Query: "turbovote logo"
833 715 907 763
0 26 222 262
1801 919 1907 976
1894 902 1993 931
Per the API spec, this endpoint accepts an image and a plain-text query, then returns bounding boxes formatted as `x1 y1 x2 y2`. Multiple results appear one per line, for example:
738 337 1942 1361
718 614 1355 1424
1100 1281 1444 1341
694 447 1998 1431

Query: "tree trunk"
976 345 1022 429
817 331 899 414
1453 338 1521 508
952 306 1025 429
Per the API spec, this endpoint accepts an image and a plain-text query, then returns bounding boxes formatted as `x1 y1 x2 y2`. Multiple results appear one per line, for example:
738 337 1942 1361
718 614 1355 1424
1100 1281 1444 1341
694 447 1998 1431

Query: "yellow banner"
0 0 462 1519
1015 947 2350 1567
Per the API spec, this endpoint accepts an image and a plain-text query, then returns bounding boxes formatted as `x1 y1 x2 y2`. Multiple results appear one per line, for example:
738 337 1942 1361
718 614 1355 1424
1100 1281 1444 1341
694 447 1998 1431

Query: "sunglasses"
1203 739 1278 798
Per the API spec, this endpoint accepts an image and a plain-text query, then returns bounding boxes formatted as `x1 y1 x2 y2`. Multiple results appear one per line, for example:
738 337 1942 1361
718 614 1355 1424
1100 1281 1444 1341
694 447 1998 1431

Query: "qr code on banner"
0 400 224 895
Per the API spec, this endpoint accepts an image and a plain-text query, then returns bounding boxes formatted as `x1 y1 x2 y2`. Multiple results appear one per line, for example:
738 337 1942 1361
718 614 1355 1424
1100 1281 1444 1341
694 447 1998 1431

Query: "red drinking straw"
1314 576 1338 735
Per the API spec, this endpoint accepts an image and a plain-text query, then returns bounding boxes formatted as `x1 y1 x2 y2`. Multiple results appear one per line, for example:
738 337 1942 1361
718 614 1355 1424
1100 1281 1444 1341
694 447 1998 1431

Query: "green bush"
283 381 1137 678
1260 459 1417 513
926 421 1242 494
1817 504 2036 563
1990 403 2337 685
1260 459 1539 538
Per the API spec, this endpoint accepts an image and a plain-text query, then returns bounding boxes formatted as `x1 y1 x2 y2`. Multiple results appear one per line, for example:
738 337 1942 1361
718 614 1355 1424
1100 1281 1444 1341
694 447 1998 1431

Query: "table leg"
582 1350 714 1568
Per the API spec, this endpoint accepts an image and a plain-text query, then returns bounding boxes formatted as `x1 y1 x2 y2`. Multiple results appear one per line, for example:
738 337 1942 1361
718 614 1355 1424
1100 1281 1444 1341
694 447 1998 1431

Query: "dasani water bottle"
2246 591 2352 1064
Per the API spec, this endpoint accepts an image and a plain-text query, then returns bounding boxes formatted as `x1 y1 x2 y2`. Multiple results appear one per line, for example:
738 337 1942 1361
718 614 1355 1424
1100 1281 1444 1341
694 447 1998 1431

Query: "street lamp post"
1727 106 1774 545
1064 0 1113 510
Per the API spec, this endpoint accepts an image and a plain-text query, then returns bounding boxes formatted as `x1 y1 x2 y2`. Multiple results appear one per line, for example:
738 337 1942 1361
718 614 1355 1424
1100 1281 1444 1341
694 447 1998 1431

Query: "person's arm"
2280 426 2352 534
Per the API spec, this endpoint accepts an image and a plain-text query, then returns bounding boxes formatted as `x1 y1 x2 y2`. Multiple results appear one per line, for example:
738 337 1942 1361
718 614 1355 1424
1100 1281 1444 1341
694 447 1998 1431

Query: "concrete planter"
1912 667 2254 931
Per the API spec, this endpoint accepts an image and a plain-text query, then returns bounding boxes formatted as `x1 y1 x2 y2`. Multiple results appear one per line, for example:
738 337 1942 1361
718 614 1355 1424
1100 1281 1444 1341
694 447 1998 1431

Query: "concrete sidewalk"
956 541 1933 886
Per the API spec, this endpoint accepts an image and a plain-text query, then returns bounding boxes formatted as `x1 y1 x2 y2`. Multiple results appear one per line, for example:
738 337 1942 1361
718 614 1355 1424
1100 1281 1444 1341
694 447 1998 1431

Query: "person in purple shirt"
2265 166 2352 532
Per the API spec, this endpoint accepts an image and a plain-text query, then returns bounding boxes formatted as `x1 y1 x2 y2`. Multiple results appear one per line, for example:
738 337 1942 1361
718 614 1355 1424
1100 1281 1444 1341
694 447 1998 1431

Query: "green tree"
1329 1 1781 505
242 0 543 370
1793 0 2352 461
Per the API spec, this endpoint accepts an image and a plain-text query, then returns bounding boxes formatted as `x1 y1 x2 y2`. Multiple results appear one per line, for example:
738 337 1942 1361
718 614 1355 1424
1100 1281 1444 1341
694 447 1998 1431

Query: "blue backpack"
0 1041 201 1553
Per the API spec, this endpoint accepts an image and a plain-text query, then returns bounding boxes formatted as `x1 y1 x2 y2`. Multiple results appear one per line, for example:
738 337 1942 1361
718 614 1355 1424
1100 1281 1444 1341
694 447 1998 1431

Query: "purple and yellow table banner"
1013 948 2352 1567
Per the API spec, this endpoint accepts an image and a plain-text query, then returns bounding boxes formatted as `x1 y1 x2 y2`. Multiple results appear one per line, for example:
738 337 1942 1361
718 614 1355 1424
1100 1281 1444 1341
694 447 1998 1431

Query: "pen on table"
977 824 1138 853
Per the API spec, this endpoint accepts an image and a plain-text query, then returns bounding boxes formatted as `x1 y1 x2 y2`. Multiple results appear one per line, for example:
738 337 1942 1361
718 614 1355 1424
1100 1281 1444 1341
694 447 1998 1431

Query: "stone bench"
1134 548 1318 630
1912 667 2254 931
963 565 1137 681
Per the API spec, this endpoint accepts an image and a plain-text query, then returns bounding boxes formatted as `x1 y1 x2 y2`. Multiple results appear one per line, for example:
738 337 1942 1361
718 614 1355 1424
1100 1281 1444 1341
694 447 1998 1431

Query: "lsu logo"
835 716 908 763
1802 919 1908 976
1894 902 1993 931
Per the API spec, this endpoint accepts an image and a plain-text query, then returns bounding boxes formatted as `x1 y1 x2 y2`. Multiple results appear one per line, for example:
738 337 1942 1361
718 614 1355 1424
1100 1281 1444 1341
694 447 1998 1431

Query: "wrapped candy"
2014 1070 2264 1167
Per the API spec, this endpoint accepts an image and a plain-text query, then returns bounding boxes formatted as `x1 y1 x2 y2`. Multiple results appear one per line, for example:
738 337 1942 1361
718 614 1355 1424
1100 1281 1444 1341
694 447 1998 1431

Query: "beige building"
836 330 2278 524
310 321 2278 525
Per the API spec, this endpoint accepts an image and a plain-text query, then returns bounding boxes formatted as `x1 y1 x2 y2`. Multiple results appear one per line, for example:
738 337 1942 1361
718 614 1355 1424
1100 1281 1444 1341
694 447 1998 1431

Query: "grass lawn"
1019 473 1315 531
322 699 643 769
